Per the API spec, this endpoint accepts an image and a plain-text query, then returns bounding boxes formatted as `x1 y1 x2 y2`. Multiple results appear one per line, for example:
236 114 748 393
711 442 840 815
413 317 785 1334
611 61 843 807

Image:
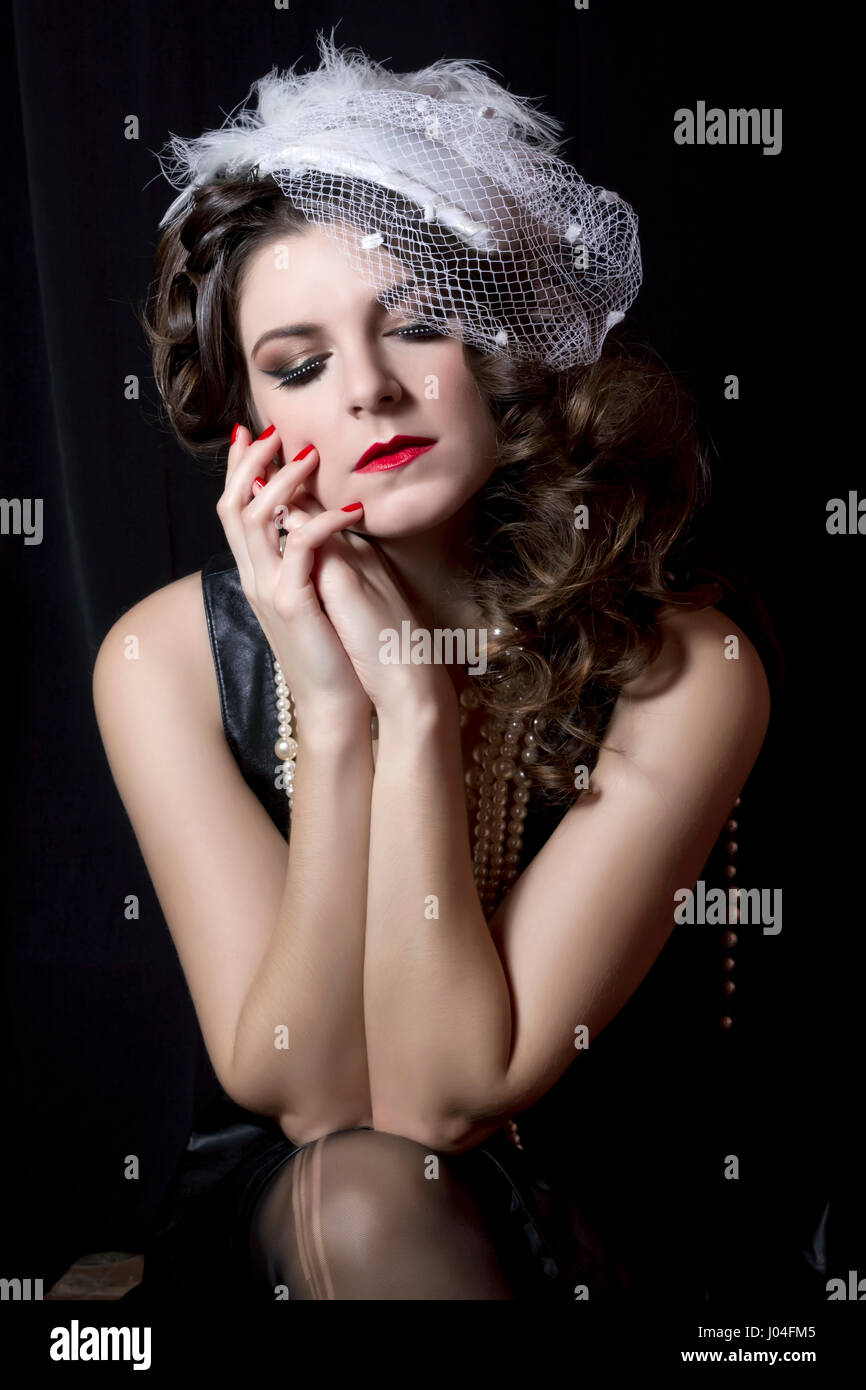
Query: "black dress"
123 547 726 1304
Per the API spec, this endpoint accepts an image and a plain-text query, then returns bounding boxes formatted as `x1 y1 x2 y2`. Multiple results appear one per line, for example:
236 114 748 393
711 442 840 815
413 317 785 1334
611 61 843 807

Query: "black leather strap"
201 547 291 841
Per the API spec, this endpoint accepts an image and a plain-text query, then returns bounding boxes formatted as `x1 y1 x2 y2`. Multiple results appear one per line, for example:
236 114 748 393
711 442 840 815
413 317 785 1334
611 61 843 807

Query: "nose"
343 345 405 416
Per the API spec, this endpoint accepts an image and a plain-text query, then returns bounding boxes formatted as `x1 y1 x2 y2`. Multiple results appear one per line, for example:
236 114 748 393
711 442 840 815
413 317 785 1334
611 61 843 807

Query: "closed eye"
266 324 447 390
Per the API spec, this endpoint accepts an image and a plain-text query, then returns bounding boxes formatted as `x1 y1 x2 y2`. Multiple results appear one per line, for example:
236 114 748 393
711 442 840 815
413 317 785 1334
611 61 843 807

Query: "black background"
1 0 858 1321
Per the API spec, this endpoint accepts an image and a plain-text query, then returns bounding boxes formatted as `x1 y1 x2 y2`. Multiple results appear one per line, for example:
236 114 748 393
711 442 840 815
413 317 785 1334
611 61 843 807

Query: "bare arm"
231 708 375 1139
92 574 373 1145
364 690 511 1149
363 608 771 1154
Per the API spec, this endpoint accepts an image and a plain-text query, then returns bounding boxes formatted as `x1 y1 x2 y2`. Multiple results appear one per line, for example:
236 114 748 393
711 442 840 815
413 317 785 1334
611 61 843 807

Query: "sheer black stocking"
247 1127 519 1300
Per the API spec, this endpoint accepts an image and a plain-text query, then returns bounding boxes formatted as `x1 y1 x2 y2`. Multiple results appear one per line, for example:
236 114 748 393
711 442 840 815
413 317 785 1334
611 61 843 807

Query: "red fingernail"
230 422 241 444
341 502 363 511
256 424 276 440
253 477 266 490
292 443 315 461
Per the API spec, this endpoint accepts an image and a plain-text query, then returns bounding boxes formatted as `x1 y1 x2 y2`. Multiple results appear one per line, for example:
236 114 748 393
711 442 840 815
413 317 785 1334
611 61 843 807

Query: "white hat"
155 29 642 370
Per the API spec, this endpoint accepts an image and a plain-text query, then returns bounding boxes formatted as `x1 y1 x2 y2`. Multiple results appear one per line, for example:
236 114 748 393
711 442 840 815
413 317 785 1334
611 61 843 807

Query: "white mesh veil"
155 31 642 371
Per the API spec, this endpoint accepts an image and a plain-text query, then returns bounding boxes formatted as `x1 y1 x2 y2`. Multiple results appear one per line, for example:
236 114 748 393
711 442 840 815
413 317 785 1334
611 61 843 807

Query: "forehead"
237 223 413 344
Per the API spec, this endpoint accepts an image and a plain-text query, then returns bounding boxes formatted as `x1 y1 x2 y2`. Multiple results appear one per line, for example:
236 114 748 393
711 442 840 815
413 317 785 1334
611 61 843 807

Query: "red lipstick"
354 435 436 473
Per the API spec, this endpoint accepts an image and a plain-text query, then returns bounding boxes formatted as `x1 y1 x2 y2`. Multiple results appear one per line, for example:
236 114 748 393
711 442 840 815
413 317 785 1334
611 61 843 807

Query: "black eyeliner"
263 324 444 390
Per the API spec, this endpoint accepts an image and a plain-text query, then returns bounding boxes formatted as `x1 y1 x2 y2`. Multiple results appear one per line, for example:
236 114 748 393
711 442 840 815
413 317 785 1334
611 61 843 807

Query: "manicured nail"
292 443 315 461
230 422 241 445
253 477 266 491
341 502 363 511
256 424 276 441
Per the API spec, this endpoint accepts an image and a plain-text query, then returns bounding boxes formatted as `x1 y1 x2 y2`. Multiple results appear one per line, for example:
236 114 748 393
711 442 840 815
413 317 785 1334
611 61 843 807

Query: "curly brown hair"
138 175 781 807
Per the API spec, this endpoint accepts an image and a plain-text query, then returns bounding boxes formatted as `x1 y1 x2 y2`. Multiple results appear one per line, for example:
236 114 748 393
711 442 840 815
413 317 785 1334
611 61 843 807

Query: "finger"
221 440 314 588
223 425 285 506
287 494 321 516
247 443 320 509
224 423 250 484
224 425 281 497
278 504 366 590
242 447 322 577
293 474 325 503
278 505 316 543
217 425 260 588
218 425 287 590
273 490 322 536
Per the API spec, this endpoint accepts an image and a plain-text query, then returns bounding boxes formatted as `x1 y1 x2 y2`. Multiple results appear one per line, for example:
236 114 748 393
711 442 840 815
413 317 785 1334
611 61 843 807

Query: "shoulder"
93 569 222 735
663 601 768 702
599 602 771 795
630 601 770 700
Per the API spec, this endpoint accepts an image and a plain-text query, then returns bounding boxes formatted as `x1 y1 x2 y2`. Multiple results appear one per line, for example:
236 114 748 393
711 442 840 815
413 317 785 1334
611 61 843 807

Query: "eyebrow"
250 279 429 361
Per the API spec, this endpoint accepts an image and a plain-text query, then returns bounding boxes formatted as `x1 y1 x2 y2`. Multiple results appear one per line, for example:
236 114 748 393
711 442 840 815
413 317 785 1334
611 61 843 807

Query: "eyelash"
272 324 445 389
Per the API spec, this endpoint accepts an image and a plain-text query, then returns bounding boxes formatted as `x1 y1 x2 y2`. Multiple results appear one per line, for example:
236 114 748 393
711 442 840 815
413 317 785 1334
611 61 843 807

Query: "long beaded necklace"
272 655 535 1151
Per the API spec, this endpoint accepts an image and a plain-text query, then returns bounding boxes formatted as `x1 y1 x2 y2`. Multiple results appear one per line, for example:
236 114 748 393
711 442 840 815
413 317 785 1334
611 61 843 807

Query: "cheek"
459 392 498 465
245 387 269 438
299 469 343 512
444 365 492 432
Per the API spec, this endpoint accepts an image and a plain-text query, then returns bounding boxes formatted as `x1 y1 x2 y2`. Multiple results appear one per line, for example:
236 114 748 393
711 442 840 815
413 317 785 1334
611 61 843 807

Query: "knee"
250 1128 512 1299
319 1128 489 1271
251 1129 484 1282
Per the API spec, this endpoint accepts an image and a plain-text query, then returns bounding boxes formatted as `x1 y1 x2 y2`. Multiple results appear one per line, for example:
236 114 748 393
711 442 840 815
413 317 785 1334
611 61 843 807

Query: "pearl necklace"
272 656 534 1151
456 684 537 920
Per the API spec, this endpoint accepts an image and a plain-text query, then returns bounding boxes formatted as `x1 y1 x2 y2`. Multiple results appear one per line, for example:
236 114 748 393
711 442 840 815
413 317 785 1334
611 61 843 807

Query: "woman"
93 34 774 1301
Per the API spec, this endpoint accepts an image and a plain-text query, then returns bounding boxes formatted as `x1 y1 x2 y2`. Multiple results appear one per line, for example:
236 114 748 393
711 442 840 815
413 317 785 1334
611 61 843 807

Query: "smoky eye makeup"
252 287 449 370
261 321 449 390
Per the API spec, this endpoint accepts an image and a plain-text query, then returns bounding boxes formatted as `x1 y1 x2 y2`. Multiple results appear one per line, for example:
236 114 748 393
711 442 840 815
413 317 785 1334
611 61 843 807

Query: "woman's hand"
273 454 454 719
216 424 373 728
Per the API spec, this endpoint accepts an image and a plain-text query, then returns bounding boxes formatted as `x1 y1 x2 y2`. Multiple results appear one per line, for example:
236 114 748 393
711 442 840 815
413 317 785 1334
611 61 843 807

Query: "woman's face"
237 223 500 538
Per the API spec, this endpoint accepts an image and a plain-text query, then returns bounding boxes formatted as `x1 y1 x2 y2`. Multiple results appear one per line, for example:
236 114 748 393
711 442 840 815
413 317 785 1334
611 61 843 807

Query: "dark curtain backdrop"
1 0 857 1311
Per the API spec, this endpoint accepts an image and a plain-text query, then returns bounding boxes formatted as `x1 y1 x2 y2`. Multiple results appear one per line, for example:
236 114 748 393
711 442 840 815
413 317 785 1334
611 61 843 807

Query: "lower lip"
355 444 435 474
